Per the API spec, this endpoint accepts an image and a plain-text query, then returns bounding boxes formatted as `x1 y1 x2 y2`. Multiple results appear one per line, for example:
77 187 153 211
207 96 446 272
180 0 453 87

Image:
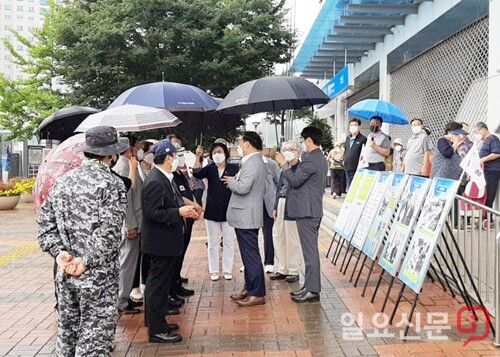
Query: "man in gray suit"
114 139 143 314
276 126 327 302
222 132 267 307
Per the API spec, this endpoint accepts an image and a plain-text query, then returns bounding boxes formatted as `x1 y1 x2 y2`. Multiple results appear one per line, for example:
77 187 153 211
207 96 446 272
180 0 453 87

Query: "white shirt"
155 165 174 182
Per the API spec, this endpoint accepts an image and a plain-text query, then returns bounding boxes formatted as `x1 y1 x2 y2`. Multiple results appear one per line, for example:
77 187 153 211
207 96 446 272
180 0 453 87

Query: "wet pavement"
0 197 499 356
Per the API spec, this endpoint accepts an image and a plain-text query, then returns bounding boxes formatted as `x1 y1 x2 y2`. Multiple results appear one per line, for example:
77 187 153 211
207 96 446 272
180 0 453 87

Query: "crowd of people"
36 125 331 355
35 117 499 355
326 119 499 212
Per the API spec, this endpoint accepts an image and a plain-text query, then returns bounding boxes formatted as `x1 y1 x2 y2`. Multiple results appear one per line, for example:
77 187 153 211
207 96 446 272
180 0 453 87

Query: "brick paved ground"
0 198 499 356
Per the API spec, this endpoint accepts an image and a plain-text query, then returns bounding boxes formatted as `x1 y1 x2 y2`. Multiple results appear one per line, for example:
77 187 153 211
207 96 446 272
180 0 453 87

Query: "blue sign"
322 64 354 99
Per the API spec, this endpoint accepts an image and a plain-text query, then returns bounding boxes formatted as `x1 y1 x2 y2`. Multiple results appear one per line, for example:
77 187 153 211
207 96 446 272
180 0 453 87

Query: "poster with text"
334 169 366 237
378 176 431 276
362 173 409 260
351 172 391 250
342 170 378 242
399 178 459 293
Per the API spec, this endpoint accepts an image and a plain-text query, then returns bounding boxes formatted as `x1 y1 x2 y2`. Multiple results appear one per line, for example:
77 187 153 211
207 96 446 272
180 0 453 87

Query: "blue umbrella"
109 81 219 112
347 99 409 125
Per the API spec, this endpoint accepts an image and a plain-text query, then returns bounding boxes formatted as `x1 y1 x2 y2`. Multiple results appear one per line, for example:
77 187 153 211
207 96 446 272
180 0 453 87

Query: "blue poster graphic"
362 173 409 260
399 178 459 293
378 176 431 276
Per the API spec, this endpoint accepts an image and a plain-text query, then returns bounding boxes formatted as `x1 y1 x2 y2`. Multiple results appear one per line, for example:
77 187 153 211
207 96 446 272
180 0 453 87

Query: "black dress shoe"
291 291 320 303
290 286 306 297
285 275 299 283
168 297 183 308
171 295 185 304
128 299 143 308
149 333 183 343
119 306 141 315
180 277 188 284
165 307 180 315
178 287 194 296
269 272 287 280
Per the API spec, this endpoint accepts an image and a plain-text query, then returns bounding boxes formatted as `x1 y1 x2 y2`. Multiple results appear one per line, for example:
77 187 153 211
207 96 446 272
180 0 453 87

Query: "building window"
28 16 34 20
17 25 23 31
17 15 23 19
17 5 23 11
28 6 34 12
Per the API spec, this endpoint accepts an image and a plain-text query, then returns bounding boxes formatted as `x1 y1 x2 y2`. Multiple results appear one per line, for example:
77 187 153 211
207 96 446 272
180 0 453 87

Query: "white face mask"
394 145 402 152
171 157 179 171
283 151 295 162
143 152 154 164
137 149 144 161
411 125 422 135
237 145 244 157
349 125 359 135
212 153 226 164
474 133 483 141
177 156 185 167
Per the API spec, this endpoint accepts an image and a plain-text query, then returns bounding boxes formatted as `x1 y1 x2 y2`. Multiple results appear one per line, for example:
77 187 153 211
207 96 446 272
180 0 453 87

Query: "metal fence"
434 194 499 333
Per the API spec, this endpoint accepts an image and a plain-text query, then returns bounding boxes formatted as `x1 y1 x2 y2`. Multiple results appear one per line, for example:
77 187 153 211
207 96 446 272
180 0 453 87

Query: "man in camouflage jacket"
38 126 128 357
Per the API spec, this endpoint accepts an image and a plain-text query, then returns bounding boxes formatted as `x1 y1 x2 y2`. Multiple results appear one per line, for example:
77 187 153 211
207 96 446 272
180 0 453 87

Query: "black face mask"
370 125 380 133
109 155 118 169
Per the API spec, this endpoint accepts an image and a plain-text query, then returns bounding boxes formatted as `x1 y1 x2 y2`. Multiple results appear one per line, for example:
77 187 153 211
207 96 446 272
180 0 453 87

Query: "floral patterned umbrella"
33 134 86 214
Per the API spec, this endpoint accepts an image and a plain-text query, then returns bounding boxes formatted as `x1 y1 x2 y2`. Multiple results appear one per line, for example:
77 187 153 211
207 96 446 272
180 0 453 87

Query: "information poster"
342 170 378 242
378 176 430 276
350 172 390 250
362 173 409 260
399 178 459 293
334 169 366 237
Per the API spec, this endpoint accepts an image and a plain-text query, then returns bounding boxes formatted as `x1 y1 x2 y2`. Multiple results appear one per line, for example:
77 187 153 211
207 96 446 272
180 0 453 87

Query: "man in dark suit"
343 118 367 190
276 126 328 302
141 139 199 343
222 132 267 307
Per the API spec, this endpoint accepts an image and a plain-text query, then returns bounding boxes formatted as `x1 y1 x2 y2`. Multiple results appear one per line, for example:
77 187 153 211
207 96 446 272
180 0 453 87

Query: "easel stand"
326 232 339 258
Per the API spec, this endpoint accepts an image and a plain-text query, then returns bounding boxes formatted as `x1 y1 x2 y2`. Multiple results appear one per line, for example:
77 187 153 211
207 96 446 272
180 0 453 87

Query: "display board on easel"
350 172 391 250
378 176 431 276
399 178 460 293
362 173 409 260
333 169 366 238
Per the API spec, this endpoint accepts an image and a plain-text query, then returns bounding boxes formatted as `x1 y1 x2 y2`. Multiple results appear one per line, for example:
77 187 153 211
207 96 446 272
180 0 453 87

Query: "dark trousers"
235 228 265 296
145 255 178 336
170 219 194 295
296 217 322 293
331 168 346 196
368 162 386 171
485 170 500 209
262 207 275 266
141 253 150 284
346 171 355 191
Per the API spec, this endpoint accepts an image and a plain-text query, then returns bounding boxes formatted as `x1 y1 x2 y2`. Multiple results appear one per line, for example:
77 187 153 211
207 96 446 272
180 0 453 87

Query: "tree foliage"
55 0 295 109
0 0 63 139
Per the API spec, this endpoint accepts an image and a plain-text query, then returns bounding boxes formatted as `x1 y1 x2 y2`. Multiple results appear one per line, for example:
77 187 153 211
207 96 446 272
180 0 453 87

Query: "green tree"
54 0 295 109
292 108 333 150
0 0 63 139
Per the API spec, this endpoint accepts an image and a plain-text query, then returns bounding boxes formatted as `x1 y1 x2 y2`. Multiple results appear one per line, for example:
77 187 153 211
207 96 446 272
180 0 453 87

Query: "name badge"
179 185 186 191
119 191 127 203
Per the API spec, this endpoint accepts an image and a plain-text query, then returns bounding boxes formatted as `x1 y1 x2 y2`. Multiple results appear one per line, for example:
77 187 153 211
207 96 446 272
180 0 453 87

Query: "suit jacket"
263 157 280 217
141 167 184 257
227 153 267 229
343 133 367 173
283 148 327 219
124 167 143 232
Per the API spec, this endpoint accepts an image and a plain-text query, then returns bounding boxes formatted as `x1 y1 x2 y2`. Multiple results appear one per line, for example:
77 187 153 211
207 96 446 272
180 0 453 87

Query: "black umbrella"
216 76 329 115
35 106 100 141
109 82 243 141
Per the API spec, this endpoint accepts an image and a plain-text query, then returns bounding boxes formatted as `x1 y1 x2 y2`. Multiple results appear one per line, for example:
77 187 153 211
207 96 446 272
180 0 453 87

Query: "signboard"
322 64 354 99
399 178 459 293
351 172 391 250
334 169 366 237
362 173 409 260
378 176 431 276
342 170 378 241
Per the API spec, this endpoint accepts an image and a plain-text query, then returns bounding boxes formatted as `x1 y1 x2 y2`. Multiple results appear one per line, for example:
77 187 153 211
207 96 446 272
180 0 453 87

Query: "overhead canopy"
291 0 425 79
